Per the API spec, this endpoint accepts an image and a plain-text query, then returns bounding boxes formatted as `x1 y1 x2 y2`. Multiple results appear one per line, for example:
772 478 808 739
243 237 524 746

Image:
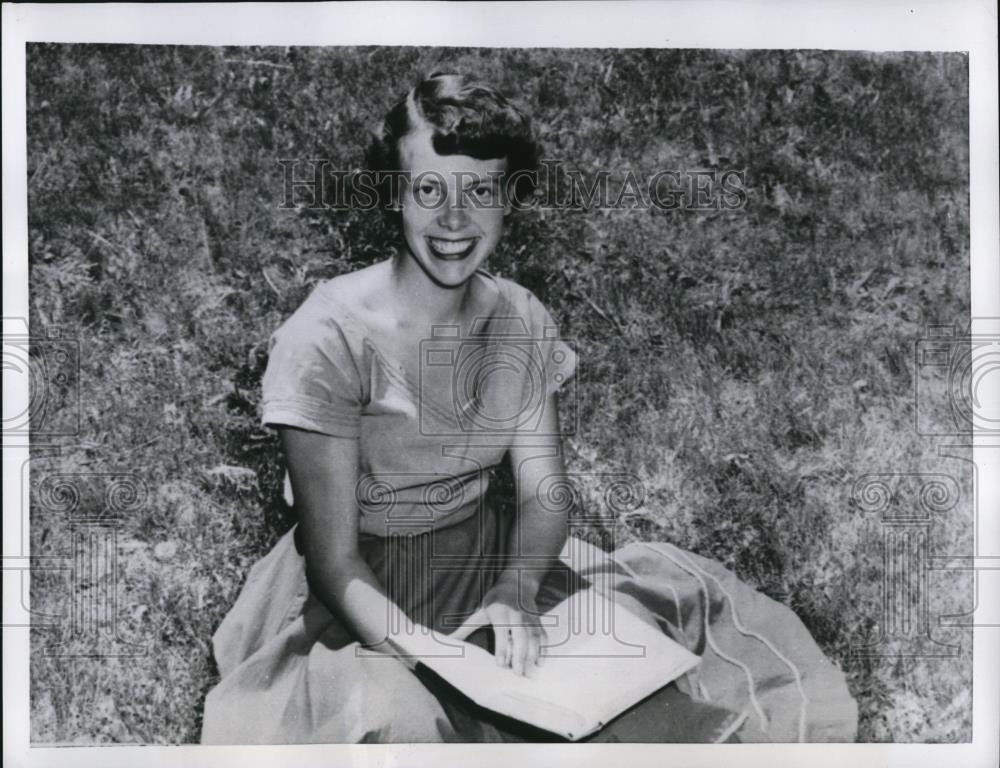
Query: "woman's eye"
416 185 443 205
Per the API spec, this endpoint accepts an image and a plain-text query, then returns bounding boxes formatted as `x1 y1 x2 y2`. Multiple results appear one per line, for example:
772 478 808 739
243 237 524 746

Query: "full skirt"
200 504 858 743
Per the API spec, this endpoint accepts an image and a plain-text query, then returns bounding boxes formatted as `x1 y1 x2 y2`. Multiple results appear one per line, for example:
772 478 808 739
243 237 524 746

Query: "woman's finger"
510 625 530 676
527 628 541 668
535 621 547 665
494 624 511 667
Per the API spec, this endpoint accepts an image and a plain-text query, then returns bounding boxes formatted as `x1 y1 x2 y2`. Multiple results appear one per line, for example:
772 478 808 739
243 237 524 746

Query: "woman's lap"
203 618 458 743
201 510 857 743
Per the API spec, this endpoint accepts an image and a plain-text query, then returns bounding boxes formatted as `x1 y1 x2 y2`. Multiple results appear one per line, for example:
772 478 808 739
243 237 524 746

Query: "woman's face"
397 128 509 288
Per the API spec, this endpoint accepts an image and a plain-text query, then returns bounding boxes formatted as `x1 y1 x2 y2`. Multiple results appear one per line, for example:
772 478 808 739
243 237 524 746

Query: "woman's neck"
388 249 478 327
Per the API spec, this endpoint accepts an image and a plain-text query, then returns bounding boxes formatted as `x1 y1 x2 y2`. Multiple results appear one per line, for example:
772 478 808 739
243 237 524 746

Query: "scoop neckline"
337 268 512 402
471 268 507 328
323 267 509 334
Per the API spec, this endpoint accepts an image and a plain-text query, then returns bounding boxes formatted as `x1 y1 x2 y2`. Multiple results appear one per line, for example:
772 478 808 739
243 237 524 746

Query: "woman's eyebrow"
457 174 500 190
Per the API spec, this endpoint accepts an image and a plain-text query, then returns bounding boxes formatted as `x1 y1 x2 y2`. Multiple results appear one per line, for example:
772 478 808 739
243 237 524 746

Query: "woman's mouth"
426 236 479 260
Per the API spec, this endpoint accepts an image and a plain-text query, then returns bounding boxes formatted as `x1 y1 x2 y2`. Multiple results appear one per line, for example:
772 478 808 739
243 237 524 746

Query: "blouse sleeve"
260 300 365 439
523 289 577 399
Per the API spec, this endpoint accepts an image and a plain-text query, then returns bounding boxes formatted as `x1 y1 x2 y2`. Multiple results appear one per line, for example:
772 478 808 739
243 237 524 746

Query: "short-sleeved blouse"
260 270 577 537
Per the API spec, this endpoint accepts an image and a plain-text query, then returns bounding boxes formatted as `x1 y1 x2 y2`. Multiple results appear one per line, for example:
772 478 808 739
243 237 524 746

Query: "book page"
408 589 701 739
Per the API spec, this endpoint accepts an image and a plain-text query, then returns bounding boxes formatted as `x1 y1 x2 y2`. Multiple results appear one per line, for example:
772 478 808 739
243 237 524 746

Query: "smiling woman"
198 71 859 744
396 128 509 287
19 40 976 747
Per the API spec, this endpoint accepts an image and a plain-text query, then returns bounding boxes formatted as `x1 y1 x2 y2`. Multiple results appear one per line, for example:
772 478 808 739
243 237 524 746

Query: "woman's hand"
453 574 547 676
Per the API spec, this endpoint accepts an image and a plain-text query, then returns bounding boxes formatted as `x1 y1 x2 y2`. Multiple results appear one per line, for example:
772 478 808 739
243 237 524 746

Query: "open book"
395 588 718 741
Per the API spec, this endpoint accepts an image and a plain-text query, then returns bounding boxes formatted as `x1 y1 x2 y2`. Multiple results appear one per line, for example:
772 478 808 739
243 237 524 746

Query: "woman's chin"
428 266 477 288
419 253 485 287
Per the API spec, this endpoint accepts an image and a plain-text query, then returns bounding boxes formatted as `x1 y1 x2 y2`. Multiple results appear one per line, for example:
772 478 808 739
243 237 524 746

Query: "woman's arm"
469 392 570 675
279 426 432 662
505 391 570 591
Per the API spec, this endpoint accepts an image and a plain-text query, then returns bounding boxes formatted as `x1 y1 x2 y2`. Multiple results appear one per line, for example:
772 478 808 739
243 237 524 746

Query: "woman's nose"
437 190 470 231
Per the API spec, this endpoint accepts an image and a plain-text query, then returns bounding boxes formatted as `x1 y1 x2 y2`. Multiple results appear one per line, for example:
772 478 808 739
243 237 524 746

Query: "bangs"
366 72 540 211
431 131 514 161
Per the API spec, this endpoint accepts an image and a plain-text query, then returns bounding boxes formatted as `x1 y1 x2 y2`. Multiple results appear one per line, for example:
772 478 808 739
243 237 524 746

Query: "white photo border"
3 2 998 767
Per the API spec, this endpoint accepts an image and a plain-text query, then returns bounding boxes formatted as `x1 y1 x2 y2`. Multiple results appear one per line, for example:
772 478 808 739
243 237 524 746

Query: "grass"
25 44 972 743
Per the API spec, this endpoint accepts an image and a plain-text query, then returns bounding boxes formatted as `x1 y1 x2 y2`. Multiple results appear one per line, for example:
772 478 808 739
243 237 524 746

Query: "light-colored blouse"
260 270 577 537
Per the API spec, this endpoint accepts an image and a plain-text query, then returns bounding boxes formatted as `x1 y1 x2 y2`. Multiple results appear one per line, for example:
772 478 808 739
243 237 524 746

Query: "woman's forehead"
397 128 507 175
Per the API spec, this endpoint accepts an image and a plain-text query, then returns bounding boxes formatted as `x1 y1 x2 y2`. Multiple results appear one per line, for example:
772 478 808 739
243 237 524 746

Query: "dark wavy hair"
365 71 539 214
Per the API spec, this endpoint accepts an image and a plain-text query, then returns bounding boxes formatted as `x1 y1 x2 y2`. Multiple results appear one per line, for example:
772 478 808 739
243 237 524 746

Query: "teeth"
428 238 477 255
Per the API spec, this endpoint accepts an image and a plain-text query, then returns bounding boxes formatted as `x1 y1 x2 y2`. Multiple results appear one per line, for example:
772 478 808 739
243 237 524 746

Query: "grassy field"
25 45 972 743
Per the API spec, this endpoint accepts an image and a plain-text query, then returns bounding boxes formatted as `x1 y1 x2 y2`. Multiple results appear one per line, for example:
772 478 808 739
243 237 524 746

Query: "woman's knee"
354 657 455 742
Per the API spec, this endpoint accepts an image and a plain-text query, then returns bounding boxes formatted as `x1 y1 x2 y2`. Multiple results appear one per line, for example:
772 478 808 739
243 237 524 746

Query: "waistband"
355 468 490 537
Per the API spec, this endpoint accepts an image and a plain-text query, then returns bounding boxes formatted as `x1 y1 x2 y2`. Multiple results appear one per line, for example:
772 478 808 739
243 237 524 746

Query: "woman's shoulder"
322 261 390 300
487 273 539 311
264 270 378 404
487 274 561 327
278 263 388 338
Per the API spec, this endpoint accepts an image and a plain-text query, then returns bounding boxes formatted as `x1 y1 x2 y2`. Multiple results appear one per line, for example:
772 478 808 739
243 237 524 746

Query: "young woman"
200 72 858 744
